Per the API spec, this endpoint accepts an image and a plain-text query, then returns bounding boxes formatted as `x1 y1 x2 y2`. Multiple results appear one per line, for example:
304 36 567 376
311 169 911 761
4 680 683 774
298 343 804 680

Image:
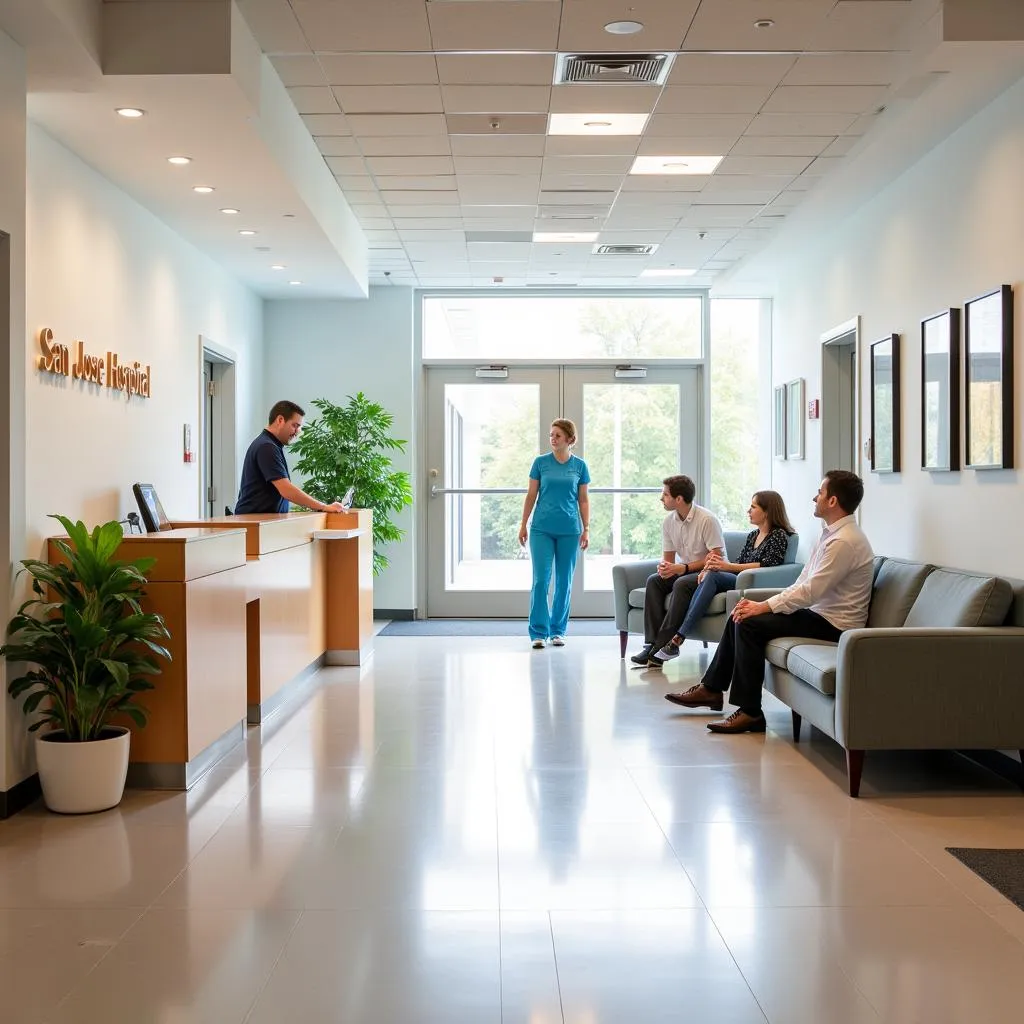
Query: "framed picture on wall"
774 385 787 460
920 308 960 471
870 334 901 473
785 378 805 460
964 284 1014 470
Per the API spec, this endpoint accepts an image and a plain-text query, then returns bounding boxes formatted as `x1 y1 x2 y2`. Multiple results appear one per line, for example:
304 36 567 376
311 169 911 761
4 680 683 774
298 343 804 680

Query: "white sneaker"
550 636 565 647
531 639 545 650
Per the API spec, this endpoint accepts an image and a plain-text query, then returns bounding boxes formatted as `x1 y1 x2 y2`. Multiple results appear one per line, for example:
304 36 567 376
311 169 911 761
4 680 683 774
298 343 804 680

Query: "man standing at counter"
235 401 346 514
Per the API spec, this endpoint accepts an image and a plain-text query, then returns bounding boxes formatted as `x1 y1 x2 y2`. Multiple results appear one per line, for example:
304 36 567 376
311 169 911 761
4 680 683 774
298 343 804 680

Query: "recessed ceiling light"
192 185 215 193
271 264 286 270
548 113 649 136
167 156 191 165
754 18 775 29
533 231 599 243
604 20 644 35
115 107 145 118
641 268 697 277
238 229 257 236
289 280 302 286
630 155 724 175
220 208 239 215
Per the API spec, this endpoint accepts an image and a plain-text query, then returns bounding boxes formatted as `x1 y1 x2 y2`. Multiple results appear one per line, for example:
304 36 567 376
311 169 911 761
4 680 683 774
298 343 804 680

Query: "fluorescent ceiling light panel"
640 268 697 277
533 231 599 242
630 155 724 175
548 113 649 136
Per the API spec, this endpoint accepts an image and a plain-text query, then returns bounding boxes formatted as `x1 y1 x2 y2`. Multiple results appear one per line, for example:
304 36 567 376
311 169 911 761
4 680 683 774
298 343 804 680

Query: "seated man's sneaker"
531 639 545 650
706 709 766 734
550 636 565 647
664 683 724 710
630 643 655 665
652 639 681 663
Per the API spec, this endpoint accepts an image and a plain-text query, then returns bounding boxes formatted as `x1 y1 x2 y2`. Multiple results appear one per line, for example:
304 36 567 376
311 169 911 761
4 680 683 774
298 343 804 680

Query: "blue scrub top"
529 453 590 535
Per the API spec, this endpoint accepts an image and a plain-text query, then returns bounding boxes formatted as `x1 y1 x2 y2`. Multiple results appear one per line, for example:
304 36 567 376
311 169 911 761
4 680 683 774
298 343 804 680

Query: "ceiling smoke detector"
556 53 673 86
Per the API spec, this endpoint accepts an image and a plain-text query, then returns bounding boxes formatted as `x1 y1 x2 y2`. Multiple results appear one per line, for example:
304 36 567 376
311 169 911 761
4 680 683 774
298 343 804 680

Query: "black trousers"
702 609 842 714
643 572 700 649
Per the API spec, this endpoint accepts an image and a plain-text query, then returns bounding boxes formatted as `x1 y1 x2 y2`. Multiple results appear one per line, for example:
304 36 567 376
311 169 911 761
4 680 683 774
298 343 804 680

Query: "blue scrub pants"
528 530 580 640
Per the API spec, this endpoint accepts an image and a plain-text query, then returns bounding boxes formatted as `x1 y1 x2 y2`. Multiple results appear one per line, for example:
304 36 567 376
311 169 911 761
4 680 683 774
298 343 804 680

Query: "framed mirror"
773 385 787 460
965 285 1013 469
920 309 960 471
870 334 900 473
785 378 805 460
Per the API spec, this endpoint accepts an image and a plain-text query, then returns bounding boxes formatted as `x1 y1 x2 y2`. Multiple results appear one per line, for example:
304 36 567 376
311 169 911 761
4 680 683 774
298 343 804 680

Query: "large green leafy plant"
291 393 413 575
1 515 172 742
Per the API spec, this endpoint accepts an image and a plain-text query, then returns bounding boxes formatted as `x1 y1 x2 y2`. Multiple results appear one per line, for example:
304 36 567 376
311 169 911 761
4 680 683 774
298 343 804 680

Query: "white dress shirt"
662 504 726 566
767 515 874 630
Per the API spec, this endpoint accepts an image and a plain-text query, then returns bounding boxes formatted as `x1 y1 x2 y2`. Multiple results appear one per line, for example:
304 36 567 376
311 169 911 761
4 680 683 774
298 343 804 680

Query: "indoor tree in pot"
1 515 171 814
291 393 413 576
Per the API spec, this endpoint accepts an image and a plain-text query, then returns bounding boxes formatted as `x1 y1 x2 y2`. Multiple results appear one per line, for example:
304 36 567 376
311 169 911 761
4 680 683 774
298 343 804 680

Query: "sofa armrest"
725 587 783 614
611 559 659 630
834 627 1024 749
735 563 802 591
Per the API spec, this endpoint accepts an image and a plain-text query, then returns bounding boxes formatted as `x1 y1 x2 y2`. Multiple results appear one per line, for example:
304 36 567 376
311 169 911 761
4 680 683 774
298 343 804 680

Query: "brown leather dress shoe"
664 684 724 711
706 709 766 734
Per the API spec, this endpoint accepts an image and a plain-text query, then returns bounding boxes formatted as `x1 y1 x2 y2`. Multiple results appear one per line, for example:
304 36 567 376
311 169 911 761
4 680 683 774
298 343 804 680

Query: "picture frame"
964 285 1014 470
869 334 900 473
920 308 960 471
785 378 805 460
773 384 787 460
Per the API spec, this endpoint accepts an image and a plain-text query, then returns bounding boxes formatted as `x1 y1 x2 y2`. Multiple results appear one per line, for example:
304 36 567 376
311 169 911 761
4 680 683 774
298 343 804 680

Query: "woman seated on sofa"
650 490 795 664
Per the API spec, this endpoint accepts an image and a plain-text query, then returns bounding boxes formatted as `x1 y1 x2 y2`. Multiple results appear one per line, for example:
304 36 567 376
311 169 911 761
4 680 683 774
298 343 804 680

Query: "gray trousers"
643 572 701 650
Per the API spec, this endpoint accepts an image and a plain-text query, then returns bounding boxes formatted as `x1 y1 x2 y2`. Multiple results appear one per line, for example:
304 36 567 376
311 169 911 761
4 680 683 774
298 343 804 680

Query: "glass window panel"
583 492 664 592
423 296 702 360
444 494 531 591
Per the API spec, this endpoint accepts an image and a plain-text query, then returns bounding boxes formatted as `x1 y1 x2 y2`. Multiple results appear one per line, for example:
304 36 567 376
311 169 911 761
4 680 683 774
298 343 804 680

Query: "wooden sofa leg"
791 710 802 742
846 749 865 798
619 631 628 659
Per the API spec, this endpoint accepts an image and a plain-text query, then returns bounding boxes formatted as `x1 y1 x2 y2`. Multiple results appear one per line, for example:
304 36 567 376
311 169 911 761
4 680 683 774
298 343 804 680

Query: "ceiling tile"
811 0 930 50
645 114 752 138
693 188 780 205
762 85 888 115
540 173 623 192
392 218 465 230
636 135 737 157
678 205 762 226
446 113 549 135
450 135 546 157
436 53 555 86
376 175 458 191
270 55 325 87
745 112 858 136
467 241 534 260
667 52 796 86
729 135 834 157
542 154 634 174
324 156 368 175
539 189 615 206
366 156 455 176
334 175 376 191
682 0 833 51
459 176 541 204
358 136 452 156
346 113 448 136
238 0 310 54
318 54 439 86
301 114 350 136
548 85 662 115
291 0 432 51
384 190 461 206
619 176 707 193
442 86 551 115
394 205 479 218
544 136 640 156
315 136 361 156
717 155 813 176
426 1 561 50
656 84 775 115
801 156 846 177
784 52 904 87
287 87 340 114
820 136 862 157
453 156 544 175
334 86 444 114
557 0 701 51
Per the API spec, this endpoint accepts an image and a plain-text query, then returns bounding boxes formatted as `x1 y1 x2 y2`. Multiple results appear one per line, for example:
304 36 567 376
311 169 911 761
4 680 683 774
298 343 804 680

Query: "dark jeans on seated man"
644 572 701 650
703 609 842 715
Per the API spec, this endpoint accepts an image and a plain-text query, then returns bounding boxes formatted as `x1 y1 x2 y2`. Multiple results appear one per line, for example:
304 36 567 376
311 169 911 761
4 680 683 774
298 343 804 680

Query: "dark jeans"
643 571 701 649
702 609 842 714
676 570 738 639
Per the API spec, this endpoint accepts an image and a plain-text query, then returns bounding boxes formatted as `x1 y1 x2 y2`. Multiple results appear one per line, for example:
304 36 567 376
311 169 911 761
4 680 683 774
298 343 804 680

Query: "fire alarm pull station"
183 424 194 463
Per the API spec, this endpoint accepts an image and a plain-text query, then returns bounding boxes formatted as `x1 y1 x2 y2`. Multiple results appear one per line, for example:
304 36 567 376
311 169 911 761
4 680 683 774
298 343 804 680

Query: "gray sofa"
742 556 1024 797
612 530 802 658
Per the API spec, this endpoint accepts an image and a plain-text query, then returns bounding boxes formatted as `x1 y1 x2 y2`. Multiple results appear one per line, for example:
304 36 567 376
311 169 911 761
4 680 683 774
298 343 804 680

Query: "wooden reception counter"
48 509 373 789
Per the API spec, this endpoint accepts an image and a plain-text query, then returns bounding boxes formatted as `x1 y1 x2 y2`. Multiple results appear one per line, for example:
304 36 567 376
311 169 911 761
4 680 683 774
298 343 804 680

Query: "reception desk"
48 510 373 788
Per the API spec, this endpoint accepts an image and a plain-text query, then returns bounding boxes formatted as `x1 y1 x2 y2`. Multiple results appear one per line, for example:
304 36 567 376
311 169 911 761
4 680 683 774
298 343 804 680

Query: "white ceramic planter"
35 727 131 814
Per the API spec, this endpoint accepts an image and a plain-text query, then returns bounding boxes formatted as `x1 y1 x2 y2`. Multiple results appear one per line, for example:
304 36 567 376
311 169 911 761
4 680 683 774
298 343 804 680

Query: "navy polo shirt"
235 429 290 514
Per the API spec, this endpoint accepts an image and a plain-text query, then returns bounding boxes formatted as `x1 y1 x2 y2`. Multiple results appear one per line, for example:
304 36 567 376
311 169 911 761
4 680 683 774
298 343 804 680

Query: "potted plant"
1 515 171 814
291 393 413 575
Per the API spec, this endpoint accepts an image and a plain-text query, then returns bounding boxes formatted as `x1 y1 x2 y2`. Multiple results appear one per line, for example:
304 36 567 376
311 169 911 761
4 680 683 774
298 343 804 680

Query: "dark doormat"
946 848 1024 910
379 618 617 637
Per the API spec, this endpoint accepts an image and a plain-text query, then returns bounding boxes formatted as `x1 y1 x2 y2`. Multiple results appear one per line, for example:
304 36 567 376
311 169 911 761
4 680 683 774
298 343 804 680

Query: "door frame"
820 316 862 482
198 335 237 518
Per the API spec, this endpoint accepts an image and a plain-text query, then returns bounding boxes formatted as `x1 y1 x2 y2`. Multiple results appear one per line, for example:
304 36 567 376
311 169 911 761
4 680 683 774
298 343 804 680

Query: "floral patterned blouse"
736 527 791 568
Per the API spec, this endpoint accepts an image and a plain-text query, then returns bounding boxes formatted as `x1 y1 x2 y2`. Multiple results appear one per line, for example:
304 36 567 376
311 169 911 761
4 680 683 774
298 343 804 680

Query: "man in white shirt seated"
665 470 874 734
630 475 726 667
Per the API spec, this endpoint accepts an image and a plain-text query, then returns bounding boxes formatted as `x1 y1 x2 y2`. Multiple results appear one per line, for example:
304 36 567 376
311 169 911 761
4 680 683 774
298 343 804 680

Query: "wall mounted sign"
36 328 152 399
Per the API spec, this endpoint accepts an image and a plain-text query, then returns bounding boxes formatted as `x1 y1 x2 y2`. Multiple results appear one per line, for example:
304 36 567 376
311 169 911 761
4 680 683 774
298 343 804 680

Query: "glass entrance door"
425 365 701 618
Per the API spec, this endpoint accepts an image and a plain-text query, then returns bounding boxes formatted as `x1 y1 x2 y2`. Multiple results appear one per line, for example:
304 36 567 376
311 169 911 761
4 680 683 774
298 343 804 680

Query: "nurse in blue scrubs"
518 418 591 649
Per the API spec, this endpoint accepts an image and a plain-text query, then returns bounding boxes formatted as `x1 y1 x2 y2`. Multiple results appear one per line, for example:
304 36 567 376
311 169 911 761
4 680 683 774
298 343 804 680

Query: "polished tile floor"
2 633 1024 1023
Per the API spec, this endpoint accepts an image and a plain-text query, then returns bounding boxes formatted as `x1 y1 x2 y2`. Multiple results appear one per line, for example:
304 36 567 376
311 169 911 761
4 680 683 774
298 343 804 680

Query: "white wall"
1 28 28 793
263 289 416 611
749 75 1024 574
25 124 264 550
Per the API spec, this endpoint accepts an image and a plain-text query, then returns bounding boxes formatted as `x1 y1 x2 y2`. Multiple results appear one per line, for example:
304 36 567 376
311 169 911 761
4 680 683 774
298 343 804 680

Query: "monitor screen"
133 483 172 533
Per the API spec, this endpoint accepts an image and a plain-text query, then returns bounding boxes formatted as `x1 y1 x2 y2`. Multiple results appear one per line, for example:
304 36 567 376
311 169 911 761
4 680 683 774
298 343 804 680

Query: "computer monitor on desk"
133 483 172 534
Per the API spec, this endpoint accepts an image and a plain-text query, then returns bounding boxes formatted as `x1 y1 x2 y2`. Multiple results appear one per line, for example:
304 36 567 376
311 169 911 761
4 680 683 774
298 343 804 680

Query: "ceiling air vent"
593 244 659 256
556 53 673 86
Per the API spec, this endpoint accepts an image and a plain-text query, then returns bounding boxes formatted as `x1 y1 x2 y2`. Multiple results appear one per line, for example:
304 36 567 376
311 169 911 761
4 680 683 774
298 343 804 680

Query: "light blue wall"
263 288 417 611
